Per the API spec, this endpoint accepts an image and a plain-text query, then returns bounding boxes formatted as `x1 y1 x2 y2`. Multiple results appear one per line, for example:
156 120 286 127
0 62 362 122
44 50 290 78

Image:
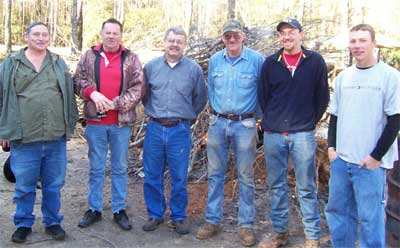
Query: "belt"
211 109 255 121
151 118 184 127
265 131 289 135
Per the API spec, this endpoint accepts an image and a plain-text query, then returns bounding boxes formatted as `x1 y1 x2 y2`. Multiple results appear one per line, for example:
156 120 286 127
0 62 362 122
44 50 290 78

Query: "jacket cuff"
84 87 96 99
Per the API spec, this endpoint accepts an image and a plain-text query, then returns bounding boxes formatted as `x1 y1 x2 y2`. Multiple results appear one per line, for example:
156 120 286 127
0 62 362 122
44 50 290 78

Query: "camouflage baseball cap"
222 19 243 34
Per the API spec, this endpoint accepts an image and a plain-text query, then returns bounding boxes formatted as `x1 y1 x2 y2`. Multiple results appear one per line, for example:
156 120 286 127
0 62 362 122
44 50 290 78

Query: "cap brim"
277 22 300 31
223 28 242 34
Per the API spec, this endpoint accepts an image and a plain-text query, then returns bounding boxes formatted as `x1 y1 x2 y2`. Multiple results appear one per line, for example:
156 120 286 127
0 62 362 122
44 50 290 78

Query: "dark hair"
350 24 375 41
102 18 123 33
25 22 49 34
164 26 187 41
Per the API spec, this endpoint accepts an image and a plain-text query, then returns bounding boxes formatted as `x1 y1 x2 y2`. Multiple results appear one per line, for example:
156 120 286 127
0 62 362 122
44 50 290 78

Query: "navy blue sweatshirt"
258 47 329 132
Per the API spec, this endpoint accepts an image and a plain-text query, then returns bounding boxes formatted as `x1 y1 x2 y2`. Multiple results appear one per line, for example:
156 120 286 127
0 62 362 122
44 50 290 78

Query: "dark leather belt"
211 109 255 121
151 118 183 127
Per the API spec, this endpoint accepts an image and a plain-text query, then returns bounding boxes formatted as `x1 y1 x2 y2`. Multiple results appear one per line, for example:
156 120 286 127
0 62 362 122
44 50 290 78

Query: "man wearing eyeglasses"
196 19 264 247
257 19 329 248
142 26 207 235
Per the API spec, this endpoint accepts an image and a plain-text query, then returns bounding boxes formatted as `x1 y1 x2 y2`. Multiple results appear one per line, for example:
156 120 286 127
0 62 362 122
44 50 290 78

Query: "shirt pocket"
211 71 225 87
238 73 257 88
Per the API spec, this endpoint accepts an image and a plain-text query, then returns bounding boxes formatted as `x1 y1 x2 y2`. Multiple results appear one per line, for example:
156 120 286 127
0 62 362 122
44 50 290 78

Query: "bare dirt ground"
0 137 332 248
0 137 397 248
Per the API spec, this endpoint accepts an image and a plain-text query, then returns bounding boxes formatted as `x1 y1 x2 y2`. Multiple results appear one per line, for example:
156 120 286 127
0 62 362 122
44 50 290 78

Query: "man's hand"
1 140 10 151
359 155 381 170
328 147 337 162
90 91 114 112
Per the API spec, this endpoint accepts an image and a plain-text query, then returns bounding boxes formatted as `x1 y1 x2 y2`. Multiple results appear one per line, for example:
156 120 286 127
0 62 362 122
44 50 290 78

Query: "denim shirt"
208 46 264 115
143 55 207 120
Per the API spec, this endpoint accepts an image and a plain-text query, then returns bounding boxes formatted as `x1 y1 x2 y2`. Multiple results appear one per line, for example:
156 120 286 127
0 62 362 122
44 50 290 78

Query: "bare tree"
4 0 12 53
228 0 235 19
117 0 125 25
71 0 83 54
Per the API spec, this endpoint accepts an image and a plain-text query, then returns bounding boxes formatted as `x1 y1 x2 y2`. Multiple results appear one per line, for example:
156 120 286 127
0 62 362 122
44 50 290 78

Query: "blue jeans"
85 124 131 213
10 138 67 228
263 131 320 239
143 120 191 221
205 116 256 227
325 157 386 248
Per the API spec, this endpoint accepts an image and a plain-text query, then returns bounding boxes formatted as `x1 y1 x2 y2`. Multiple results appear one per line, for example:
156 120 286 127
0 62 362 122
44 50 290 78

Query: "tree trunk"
4 0 12 53
77 0 83 51
228 0 235 19
188 0 198 38
117 0 125 25
71 0 78 54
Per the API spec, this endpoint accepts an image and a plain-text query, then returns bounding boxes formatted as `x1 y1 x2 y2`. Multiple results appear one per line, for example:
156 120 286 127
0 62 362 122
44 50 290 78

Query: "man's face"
221 31 245 55
24 25 50 52
349 30 376 64
164 31 186 61
100 22 122 52
278 24 303 53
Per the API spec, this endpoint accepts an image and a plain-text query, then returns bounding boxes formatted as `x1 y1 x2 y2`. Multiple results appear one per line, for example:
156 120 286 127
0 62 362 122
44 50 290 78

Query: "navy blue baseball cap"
277 18 302 32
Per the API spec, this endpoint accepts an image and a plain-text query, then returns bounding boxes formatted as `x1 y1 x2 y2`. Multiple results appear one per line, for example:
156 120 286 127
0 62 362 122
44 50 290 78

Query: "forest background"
1 0 400 68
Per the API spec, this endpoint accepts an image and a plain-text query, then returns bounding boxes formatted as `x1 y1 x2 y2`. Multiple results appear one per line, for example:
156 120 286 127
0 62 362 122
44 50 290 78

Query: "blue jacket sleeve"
314 55 329 123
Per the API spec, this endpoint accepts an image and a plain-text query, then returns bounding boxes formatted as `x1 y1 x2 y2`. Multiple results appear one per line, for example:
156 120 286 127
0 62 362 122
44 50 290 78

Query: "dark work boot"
78 209 102 228
11 227 32 243
113 210 132 231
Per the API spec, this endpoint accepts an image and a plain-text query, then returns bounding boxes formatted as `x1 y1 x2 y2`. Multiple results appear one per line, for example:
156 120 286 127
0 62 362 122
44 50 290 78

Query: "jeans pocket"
10 141 22 150
209 114 218 126
240 118 256 129
330 156 339 164
380 168 387 204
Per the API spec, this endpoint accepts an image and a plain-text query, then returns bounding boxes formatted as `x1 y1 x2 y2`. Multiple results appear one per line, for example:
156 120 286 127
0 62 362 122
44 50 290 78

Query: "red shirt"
85 46 122 125
282 51 302 73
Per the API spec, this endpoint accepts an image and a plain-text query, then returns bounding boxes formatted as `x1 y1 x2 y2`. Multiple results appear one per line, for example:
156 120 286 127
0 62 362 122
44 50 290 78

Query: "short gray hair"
25 22 49 34
164 26 187 41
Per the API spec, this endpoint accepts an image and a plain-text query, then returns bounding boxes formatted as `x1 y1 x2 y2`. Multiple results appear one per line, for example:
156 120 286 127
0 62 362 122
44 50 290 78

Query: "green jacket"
0 48 79 141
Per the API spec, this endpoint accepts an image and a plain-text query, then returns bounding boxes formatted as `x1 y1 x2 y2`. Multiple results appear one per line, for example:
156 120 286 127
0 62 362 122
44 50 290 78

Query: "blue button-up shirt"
143 55 207 120
208 46 264 115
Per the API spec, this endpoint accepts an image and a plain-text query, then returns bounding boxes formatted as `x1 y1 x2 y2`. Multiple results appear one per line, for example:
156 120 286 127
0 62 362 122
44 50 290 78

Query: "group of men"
0 16 399 248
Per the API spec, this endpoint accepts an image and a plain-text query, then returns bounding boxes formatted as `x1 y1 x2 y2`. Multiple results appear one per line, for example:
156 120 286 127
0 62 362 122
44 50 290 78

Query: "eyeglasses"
223 33 242 40
166 39 185 45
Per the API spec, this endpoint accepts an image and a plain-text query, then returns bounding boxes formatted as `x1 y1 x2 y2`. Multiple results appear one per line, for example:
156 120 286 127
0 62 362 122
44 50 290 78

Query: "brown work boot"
258 232 289 248
239 227 256 247
196 223 221 240
305 239 320 248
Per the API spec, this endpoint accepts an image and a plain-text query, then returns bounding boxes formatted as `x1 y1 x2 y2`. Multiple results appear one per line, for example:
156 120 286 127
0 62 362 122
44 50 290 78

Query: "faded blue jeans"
143 120 191 221
85 124 131 213
205 115 256 227
325 157 386 248
11 137 67 228
263 131 320 239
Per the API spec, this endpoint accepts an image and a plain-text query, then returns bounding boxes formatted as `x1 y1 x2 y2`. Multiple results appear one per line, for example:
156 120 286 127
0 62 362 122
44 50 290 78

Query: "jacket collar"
163 54 185 64
273 46 313 62
92 43 126 53
14 47 59 64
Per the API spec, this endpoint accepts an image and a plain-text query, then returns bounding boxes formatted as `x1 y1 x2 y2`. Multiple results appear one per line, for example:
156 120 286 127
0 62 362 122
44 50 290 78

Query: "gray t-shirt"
329 61 400 169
